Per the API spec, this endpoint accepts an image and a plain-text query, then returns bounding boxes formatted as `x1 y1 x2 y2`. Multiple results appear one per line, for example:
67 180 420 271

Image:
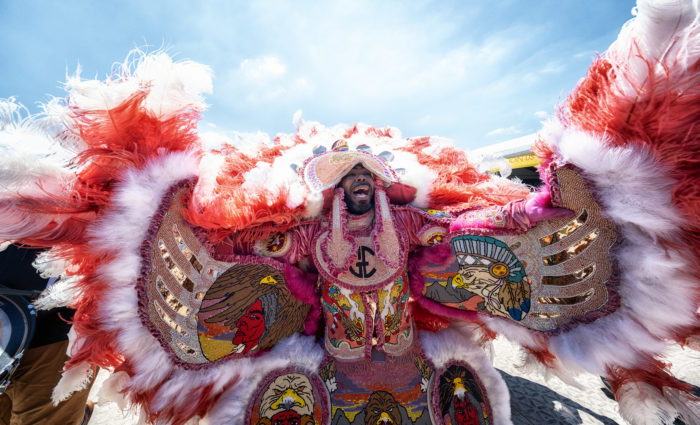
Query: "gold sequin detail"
538 288 594 305
542 230 599 265
542 264 595 286
539 210 589 247
172 224 204 273
156 276 191 316
159 240 186 283
154 302 187 336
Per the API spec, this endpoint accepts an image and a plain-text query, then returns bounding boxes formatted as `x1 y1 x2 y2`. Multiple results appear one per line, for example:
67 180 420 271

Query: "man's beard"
344 192 374 215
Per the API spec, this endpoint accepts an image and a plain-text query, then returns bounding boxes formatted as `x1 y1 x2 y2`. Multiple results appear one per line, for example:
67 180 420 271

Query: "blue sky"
0 1 635 150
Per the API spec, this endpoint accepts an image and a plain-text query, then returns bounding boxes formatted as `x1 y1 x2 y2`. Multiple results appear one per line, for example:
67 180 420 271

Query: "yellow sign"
508 152 540 169
488 152 540 172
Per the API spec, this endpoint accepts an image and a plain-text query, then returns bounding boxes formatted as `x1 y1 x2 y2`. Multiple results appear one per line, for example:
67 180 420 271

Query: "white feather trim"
53 361 94 404
0 99 81 242
193 151 226 208
610 0 700 98
65 50 212 118
98 370 132 411
33 276 79 310
663 386 700 425
616 381 678 425
31 250 80 310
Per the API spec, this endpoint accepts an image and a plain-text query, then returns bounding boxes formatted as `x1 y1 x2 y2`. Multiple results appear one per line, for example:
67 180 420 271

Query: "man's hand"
523 191 573 224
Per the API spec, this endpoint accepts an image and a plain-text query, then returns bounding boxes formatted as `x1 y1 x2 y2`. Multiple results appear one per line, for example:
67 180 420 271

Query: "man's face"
233 299 266 346
339 164 375 215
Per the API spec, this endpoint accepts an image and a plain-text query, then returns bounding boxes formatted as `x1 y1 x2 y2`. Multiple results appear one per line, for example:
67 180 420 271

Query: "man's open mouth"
352 185 370 199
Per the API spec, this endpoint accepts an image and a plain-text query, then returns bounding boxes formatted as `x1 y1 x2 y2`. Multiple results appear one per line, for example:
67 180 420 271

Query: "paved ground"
87 337 699 425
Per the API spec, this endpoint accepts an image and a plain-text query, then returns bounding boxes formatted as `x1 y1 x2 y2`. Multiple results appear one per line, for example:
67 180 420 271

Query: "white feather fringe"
33 276 79 310
611 0 700 98
616 381 678 425
663 386 700 425
65 50 212 118
52 361 94 404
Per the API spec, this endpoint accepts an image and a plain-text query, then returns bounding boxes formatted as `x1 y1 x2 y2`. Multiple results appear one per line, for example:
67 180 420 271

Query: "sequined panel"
432 362 493 425
422 234 531 322
541 230 599 266
327 348 431 423
493 167 617 331
143 184 312 366
158 240 186 284
541 264 595 286
154 302 187 336
197 263 311 361
172 224 204 273
246 368 329 425
145 186 240 365
538 288 594 305
156 276 191 316
539 210 588 247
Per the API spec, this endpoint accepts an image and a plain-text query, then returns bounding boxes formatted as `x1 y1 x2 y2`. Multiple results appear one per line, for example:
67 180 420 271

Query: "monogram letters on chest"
349 246 376 279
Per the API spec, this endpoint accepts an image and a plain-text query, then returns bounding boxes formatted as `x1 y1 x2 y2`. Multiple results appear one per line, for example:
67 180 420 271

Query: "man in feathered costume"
0 1 699 424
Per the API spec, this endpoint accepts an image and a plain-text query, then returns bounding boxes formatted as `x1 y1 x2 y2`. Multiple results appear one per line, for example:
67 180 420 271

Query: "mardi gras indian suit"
1 1 700 424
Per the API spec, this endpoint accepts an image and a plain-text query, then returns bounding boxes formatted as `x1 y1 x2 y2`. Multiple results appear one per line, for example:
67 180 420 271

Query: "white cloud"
239 56 286 82
534 110 548 119
221 55 314 105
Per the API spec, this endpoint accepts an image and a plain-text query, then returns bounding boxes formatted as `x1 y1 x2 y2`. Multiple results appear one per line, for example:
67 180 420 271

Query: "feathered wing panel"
443 1 700 423
0 52 315 424
57 154 320 425
556 0 700 281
